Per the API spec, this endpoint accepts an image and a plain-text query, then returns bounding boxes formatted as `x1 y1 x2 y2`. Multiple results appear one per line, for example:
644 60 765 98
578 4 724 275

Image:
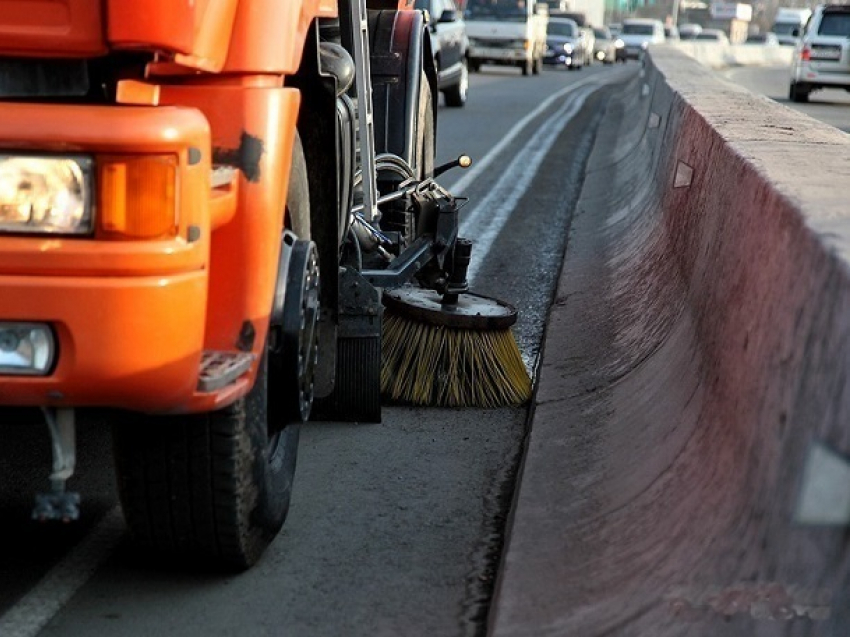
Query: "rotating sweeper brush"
380 238 532 408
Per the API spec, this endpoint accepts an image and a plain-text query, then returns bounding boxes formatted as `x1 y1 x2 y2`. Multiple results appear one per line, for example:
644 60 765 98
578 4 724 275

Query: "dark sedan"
544 17 590 70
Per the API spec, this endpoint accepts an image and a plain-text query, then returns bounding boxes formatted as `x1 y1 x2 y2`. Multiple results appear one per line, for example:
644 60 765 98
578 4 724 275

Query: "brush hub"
382 287 518 330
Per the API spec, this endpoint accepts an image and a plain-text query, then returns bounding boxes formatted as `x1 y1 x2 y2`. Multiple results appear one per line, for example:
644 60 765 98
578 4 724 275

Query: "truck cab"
773 7 813 46
464 0 549 76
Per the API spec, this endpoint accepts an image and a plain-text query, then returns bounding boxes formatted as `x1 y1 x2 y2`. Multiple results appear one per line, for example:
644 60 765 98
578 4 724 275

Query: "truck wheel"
533 56 542 75
521 59 532 76
112 350 300 571
112 137 312 570
415 73 435 178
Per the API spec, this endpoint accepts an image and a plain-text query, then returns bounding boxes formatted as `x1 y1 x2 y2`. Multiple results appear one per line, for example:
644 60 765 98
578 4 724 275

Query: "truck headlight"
0 156 92 234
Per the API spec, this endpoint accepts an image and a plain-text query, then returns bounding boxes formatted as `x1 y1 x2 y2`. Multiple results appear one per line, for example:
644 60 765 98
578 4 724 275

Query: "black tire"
469 59 481 72
521 59 532 75
444 59 468 107
113 353 301 571
789 82 810 103
532 55 542 75
112 138 311 571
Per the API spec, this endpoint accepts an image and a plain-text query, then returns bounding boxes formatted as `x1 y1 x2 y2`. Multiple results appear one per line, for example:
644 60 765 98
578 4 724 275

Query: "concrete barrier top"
666 40 795 70
652 47 850 255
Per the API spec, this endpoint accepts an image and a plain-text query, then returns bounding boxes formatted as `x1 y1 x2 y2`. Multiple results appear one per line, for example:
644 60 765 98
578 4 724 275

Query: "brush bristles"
381 311 532 408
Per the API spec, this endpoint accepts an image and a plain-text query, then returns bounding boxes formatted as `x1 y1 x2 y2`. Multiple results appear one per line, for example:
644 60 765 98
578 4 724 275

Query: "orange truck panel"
0 0 106 57
0 102 219 412
223 0 338 74
158 84 301 367
0 272 207 412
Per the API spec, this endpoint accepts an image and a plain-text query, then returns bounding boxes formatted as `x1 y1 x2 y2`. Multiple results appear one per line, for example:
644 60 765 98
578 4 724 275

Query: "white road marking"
460 86 594 284
449 73 607 199
0 507 125 637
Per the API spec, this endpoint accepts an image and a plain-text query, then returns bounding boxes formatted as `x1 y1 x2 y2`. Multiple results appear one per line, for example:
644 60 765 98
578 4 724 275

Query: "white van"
619 18 665 59
465 0 549 76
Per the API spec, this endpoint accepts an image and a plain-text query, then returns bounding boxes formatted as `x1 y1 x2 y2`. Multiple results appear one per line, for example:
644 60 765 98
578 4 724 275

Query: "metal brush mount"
352 155 518 331
319 153 518 421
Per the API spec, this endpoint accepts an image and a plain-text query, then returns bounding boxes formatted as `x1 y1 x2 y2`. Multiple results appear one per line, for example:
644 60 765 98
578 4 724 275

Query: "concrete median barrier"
489 48 850 636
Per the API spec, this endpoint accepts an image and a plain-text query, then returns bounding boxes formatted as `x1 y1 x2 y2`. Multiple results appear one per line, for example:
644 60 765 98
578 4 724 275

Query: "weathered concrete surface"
669 41 794 69
489 49 850 636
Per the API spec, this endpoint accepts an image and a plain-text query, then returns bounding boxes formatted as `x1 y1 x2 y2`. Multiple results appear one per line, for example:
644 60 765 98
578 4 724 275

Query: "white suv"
789 4 850 103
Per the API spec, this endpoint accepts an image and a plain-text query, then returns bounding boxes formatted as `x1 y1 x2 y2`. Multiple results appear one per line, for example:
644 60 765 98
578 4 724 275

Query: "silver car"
592 26 617 64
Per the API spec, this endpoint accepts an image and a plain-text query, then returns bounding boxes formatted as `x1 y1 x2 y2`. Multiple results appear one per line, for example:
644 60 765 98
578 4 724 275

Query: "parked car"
745 32 780 46
544 17 592 70
619 18 666 59
695 28 730 43
416 0 469 106
678 23 703 40
790 3 850 103
592 26 617 64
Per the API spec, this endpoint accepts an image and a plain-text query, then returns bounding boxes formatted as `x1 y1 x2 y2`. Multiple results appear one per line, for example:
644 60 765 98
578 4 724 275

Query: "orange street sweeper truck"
0 0 529 570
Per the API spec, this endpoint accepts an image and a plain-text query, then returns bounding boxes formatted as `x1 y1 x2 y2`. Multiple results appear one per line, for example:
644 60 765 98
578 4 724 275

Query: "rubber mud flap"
311 335 381 423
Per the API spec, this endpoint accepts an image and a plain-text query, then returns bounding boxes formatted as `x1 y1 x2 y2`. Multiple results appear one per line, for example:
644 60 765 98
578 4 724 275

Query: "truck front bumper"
0 271 207 411
0 101 221 413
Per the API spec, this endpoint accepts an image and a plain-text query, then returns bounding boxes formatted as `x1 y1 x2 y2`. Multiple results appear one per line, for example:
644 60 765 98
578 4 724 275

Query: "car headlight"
563 43 573 53
641 41 649 49
0 155 92 234
615 39 624 48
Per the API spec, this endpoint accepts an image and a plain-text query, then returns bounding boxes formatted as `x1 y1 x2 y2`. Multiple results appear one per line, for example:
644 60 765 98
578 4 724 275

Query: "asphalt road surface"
723 64 850 133
0 61 637 637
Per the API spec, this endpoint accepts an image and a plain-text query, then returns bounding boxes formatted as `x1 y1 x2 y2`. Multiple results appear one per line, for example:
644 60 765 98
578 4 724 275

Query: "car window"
548 21 577 36
622 24 655 35
593 28 609 39
818 12 850 37
465 0 529 21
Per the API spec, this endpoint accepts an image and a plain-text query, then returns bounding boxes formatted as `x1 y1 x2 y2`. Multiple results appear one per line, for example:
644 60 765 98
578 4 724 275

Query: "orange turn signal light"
98 155 178 238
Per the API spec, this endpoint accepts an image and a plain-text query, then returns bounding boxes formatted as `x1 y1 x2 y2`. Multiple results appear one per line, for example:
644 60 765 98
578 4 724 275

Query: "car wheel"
789 82 810 103
469 59 480 72
444 59 468 107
